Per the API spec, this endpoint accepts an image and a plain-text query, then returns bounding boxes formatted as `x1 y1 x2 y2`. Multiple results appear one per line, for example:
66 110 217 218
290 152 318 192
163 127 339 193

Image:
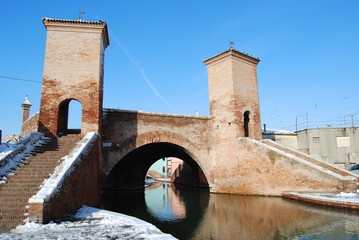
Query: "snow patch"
287 192 359 204
0 205 176 239
0 132 49 182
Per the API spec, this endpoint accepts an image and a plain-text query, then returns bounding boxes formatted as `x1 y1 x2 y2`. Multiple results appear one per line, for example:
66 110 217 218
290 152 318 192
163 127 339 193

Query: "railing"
282 113 359 132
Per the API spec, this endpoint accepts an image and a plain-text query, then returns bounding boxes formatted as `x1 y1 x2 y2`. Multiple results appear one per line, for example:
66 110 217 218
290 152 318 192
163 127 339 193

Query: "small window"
243 111 250 137
312 137 320 143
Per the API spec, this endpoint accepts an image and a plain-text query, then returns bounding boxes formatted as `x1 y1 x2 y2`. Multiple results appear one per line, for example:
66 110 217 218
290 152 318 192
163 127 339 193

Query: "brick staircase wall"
235 138 358 195
262 139 359 188
28 132 101 224
0 135 80 232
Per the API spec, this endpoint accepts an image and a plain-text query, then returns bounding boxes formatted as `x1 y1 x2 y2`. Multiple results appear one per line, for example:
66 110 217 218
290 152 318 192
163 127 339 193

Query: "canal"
101 182 359 240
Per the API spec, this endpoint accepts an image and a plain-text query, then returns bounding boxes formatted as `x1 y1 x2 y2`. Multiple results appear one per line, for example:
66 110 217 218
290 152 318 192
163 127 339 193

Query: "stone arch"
57 98 82 135
103 131 210 190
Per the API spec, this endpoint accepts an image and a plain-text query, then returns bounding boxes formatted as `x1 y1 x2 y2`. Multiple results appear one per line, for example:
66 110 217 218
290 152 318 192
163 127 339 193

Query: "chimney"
21 95 32 124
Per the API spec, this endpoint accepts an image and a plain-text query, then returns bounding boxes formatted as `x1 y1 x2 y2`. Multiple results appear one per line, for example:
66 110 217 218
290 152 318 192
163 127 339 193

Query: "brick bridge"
9 18 358 225
101 110 211 190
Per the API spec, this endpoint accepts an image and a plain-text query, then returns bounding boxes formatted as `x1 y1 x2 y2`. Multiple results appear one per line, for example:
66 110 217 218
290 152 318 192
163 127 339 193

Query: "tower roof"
22 95 31 106
42 17 110 48
203 48 260 66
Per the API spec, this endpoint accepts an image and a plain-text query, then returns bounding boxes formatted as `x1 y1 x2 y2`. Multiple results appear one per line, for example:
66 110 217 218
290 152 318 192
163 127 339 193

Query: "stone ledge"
282 192 359 211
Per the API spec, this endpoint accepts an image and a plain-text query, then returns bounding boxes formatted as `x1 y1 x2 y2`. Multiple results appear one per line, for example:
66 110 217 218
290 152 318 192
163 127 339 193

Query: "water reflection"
145 182 186 222
101 183 359 240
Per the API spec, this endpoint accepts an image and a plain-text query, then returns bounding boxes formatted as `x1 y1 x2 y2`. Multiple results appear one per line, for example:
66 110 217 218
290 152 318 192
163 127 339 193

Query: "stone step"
0 197 32 202
6 175 50 181
0 193 32 198
0 209 27 214
27 159 65 164
15 166 55 171
29 153 69 158
0 216 26 221
0 187 39 192
0 218 26 224
0 194 37 199
0 202 27 206
5 178 47 183
1 184 41 189
9 174 52 180
15 164 57 171
0 135 80 231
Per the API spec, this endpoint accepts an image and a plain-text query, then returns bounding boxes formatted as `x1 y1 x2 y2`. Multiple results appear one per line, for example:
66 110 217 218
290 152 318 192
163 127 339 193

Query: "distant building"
148 157 183 179
149 158 168 178
296 127 358 169
263 126 359 169
262 128 297 150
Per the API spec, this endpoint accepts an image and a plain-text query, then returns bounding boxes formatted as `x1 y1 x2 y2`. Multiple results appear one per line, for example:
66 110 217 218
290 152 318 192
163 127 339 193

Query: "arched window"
68 100 82 132
243 111 250 137
57 99 82 135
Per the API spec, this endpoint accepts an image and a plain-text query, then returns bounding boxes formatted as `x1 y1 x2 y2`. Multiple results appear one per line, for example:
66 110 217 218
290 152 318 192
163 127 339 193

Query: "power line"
0 75 41 83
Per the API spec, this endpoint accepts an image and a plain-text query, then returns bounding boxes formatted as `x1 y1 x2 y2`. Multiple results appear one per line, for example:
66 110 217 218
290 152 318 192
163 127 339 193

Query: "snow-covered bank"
0 205 177 239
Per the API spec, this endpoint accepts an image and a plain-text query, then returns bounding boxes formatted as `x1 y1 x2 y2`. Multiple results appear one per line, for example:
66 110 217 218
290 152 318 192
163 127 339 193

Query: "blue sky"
1 0 358 140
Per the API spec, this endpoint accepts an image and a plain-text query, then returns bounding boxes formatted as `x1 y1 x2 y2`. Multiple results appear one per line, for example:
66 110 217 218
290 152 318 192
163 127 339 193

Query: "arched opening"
103 142 209 190
244 111 250 137
101 142 210 239
57 99 82 135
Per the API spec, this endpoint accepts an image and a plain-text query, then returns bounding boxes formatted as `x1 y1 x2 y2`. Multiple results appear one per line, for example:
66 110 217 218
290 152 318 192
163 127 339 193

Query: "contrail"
110 32 171 108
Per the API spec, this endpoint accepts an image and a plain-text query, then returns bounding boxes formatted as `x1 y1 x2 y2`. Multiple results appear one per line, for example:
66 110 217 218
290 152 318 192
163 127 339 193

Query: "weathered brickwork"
21 112 39 137
29 16 357 220
38 18 109 137
28 136 101 223
101 48 357 195
204 50 262 141
101 110 212 188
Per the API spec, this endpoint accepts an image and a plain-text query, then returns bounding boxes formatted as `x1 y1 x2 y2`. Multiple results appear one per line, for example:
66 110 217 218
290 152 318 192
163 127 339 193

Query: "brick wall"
21 112 39 137
28 135 101 223
38 18 108 136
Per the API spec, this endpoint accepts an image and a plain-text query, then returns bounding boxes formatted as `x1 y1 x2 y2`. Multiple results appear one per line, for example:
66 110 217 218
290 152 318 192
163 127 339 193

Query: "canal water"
101 182 359 240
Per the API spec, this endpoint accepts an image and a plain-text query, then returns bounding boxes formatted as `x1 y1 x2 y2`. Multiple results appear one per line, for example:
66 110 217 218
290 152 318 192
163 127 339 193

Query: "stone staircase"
0 135 80 232
262 139 359 189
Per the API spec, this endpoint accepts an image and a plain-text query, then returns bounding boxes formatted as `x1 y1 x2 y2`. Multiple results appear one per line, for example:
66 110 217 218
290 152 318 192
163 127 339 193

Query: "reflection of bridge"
6 17 358 226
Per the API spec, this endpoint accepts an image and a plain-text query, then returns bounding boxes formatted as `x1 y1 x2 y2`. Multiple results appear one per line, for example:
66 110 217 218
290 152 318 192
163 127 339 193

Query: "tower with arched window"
38 18 109 136
204 48 262 140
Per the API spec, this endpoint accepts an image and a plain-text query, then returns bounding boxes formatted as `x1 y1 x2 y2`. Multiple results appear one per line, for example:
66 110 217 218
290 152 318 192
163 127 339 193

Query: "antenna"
78 10 85 20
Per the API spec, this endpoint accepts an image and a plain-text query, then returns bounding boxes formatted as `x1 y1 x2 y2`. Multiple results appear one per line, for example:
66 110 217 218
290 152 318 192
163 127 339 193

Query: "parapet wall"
28 133 101 223
210 138 357 196
21 112 39 138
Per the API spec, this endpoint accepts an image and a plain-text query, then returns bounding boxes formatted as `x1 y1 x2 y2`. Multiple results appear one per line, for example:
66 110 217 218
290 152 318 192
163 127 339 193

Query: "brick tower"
38 18 109 136
21 95 32 124
204 48 262 140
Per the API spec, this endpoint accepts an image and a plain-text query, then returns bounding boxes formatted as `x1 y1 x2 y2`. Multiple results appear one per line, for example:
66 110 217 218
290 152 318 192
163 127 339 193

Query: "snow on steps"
0 132 49 180
29 132 97 203
0 133 81 232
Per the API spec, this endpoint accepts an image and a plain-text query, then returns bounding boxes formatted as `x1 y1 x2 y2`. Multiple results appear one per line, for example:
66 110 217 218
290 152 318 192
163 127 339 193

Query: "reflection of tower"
21 95 32 124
